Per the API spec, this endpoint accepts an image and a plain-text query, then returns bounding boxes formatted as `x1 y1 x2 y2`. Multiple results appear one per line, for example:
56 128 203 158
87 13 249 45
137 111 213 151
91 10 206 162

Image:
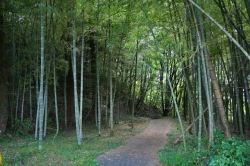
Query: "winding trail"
95 118 174 166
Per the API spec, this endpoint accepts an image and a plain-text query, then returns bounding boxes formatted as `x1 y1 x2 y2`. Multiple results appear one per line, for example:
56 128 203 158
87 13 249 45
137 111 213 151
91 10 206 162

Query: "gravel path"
95 118 173 166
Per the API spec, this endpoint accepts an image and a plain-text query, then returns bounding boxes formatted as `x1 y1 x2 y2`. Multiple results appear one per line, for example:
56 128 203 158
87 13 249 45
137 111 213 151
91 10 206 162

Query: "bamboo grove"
0 0 250 150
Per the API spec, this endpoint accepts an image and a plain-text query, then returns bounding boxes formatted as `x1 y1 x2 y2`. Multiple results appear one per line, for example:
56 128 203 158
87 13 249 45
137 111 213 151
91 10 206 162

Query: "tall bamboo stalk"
72 0 81 145
64 75 67 128
21 71 27 123
188 0 250 60
186 0 214 144
29 73 32 121
53 39 59 141
43 75 48 139
131 40 139 129
197 53 202 152
35 52 39 139
109 52 114 136
79 19 84 140
231 45 244 136
96 0 101 136
38 0 45 150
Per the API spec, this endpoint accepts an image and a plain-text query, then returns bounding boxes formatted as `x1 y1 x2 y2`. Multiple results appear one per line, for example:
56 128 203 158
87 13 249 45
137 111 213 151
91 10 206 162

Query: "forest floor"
0 117 175 165
95 118 174 166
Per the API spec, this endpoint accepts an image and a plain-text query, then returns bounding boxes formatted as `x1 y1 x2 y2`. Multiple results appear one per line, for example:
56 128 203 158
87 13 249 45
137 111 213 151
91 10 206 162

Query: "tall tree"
38 0 45 150
96 0 101 136
79 16 85 140
208 55 231 138
109 50 114 136
72 0 81 145
197 53 203 151
0 0 9 134
131 40 139 129
186 0 214 144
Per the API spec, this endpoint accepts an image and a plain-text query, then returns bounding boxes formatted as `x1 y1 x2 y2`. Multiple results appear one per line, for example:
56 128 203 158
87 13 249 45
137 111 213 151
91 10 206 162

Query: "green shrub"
208 132 250 166
159 131 250 166
9 119 33 136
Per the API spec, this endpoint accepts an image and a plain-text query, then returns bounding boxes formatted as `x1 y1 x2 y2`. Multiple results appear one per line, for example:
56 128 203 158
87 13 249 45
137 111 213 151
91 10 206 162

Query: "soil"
95 118 174 166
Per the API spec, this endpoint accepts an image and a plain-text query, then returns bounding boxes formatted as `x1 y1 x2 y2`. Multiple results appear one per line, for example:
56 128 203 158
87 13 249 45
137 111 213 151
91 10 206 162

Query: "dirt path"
95 118 174 166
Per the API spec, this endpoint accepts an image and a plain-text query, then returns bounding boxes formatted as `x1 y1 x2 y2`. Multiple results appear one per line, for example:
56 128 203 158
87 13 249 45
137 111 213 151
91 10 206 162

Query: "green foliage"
9 119 33 137
56 58 69 75
158 128 250 166
208 132 250 166
159 147 194 166
158 132 202 166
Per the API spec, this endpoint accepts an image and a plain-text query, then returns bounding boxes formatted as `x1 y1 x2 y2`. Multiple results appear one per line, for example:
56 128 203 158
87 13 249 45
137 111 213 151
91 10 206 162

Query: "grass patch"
158 118 202 166
0 117 150 166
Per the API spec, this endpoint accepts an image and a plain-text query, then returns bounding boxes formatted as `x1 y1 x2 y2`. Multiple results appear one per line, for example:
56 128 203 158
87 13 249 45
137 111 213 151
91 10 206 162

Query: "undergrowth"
158 120 250 166
8 119 33 137
0 117 150 166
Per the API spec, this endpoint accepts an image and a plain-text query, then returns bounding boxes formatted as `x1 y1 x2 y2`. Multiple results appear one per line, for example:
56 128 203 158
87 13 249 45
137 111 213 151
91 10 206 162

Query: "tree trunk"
53 43 59 141
186 0 216 144
38 0 45 150
96 34 101 136
72 0 81 145
0 0 8 134
197 53 202 151
79 19 85 139
160 64 166 116
89 33 97 122
131 40 139 129
67 61 75 125
109 51 114 136
208 55 231 138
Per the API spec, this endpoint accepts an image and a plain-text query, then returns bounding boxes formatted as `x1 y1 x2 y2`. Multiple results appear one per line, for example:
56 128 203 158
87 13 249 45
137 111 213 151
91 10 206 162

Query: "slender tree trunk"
231 45 244 136
9 1 16 129
78 8 86 134
72 0 81 145
43 76 48 139
197 54 203 151
160 64 165 116
89 34 97 122
21 71 27 123
35 52 39 139
64 75 67 128
109 52 114 136
43 57 51 139
96 0 101 136
182 63 196 135
208 55 231 138
38 0 45 150
131 40 139 129
0 0 9 133
15 75 20 120
79 19 85 140
106 79 109 125
29 73 33 121
96 35 101 136
53 44 59 141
